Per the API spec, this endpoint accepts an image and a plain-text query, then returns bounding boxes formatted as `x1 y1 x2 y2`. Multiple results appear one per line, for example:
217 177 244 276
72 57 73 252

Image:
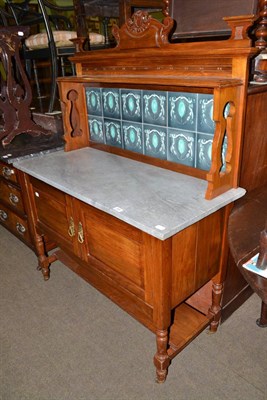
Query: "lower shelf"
54 249 212 357
168 303 211 357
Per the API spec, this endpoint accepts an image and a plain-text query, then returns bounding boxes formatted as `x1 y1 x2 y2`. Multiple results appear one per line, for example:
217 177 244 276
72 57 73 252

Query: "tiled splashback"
86 87 227 171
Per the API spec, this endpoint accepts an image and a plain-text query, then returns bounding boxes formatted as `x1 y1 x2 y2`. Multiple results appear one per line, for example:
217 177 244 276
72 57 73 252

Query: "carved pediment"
112 10 174 49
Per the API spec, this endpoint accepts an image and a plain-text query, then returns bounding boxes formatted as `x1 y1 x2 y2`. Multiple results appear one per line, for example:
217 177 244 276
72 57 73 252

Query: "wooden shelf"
168 303 211 358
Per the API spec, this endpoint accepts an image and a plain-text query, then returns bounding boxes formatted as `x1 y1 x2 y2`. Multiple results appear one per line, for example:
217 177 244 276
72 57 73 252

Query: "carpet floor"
0 225 266 400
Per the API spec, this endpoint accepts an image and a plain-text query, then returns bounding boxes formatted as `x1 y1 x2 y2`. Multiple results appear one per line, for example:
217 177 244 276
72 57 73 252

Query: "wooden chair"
0 5 13 25
0 25 50 147
6 0 77 113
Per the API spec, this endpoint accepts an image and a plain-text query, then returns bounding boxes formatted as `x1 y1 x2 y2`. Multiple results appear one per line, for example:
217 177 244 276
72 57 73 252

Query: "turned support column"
35 234 50 280
149 236 172 383
254 0 267 82
255 0 267 49
162 0 170 16
154 329 170 383
209 282 224 333
35 233 58 280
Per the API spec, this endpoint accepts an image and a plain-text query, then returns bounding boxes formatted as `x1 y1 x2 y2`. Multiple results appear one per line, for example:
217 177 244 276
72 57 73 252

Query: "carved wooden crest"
112 10 174 50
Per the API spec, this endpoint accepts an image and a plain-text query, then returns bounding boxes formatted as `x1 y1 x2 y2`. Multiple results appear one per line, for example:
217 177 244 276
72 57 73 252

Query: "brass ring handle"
16 222 26 235
0 209 8 221
2 166 15 179
9 193 19 206
68 217 75 237
78 221 84 244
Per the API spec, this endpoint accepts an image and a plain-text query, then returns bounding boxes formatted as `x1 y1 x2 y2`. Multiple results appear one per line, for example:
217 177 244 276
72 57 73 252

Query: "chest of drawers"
0 160 33 247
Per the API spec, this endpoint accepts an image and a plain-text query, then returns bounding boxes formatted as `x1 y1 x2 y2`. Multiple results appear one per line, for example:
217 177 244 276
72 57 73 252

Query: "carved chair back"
5 0 76 113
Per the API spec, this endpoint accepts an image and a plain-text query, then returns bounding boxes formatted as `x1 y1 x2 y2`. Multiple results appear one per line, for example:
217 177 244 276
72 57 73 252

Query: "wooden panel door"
77 200 147 300
29 177 78 255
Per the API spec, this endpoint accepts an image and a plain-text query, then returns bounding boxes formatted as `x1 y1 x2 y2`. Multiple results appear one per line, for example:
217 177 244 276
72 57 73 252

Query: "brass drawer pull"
78 221 84 244
0 209 8 221
9 193 19 206
16 222 26 235
68 217 75 237
2 166 15 179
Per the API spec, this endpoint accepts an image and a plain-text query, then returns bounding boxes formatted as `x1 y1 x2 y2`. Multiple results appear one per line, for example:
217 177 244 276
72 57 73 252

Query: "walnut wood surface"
27 173 230 382
7 7 265 382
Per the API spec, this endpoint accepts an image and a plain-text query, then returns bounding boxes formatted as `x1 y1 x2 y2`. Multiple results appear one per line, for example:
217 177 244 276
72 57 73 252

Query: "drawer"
0 161 18 184
0 203 31 244
0 180 25 214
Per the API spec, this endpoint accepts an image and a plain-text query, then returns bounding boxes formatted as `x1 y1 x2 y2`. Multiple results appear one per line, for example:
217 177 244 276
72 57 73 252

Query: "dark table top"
0 113 64 162
228 185 267 303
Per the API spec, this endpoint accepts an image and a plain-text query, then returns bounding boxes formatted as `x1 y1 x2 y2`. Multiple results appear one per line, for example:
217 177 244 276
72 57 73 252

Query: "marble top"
14 147 246 240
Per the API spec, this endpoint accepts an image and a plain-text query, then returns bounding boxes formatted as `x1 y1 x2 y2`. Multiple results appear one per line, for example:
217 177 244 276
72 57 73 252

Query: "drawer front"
0 161 18 184
81 203 145 290
0 180 25 214
0 203 31 244
31 178 74 247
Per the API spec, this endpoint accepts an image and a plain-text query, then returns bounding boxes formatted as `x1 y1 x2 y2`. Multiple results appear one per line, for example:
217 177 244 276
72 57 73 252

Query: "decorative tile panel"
104 119 122 147
144 125 167 159
168 92 197 131
102 89 120 119
221 135 228 172
197 94 215 134
168 129 195 167
86 87 228 172
224 102 231 119
121 90 142 123
143 91 167 126
86 88 102 116
123 122 143 153
88 116 104 143
197 133 213 170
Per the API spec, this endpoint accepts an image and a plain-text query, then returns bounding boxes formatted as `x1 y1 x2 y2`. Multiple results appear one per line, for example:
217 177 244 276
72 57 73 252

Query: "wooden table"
14 147 245 382
228 186 267 327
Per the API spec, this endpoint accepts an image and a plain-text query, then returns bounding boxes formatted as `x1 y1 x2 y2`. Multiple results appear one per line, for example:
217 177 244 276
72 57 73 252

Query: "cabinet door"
77 200 146 299
30 177 77 254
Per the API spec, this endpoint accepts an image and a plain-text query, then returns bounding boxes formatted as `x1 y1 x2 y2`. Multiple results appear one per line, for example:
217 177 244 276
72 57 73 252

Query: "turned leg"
209 282 224 333
256 301 267 328
35 234 50 281
153 329 170 383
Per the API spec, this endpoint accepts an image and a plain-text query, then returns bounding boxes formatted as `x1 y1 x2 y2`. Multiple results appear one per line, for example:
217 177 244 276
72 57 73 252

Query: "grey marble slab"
3 146 64 164
14 147 246 240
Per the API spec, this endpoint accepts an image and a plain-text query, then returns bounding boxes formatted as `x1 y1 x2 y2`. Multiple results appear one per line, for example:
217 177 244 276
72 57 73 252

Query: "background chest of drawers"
0 160 34 249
